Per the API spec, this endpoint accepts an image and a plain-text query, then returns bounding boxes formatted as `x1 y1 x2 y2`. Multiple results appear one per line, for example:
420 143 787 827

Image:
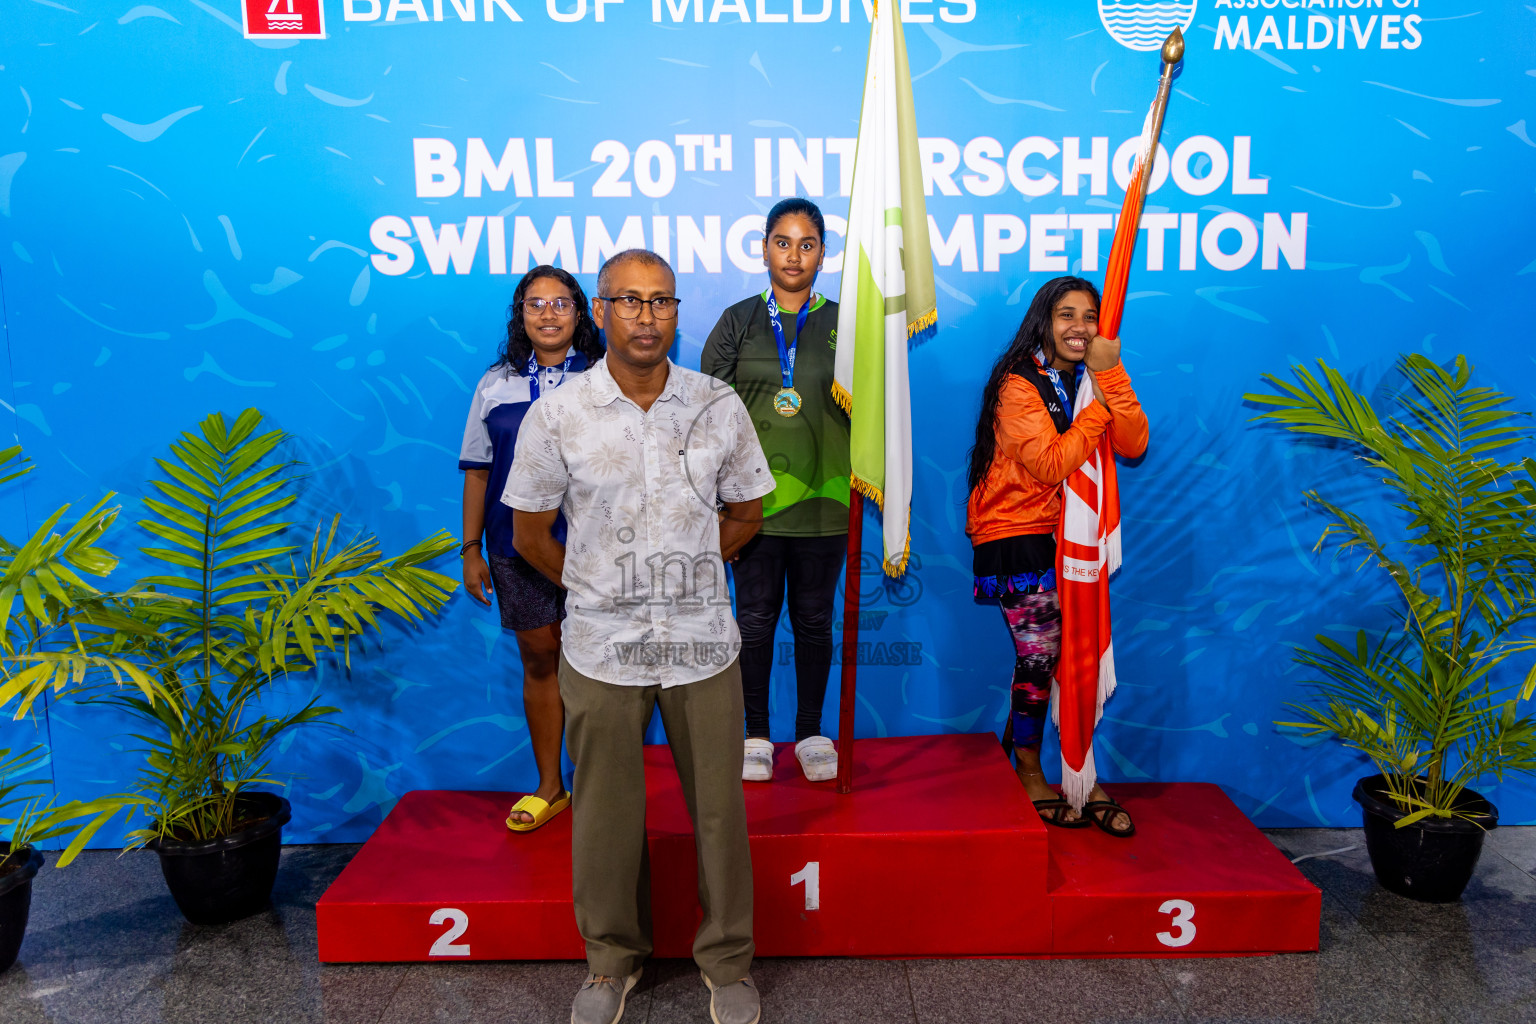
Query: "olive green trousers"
558 654 754 984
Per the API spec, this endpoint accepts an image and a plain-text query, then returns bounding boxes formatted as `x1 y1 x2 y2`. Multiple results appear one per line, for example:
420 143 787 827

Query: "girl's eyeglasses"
522 297 577 316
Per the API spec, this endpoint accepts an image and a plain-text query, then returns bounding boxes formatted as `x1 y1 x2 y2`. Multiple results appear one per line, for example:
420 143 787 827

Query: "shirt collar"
1033 349 1082 381
759 289 825 314
587 355 689 408
526 348 587 373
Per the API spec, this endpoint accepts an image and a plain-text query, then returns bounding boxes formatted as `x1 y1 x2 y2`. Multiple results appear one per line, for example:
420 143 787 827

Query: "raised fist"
1084 333 1121 373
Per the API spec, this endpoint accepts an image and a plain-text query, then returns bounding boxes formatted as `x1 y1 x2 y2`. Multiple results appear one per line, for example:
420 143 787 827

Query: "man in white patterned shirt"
506 249 774 1024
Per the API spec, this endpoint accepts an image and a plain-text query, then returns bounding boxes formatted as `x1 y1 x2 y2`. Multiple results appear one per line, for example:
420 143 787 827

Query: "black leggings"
733 533 847 741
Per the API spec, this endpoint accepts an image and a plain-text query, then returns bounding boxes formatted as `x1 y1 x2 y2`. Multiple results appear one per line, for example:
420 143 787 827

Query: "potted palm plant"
1 441 169 970
0 745 50 973
0 745 51 974
0 744 118 972
1 411 457 924
1248 354 1536 902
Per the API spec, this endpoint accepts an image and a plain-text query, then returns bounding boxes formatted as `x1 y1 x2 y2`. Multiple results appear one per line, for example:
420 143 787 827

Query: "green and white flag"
832 0 936 578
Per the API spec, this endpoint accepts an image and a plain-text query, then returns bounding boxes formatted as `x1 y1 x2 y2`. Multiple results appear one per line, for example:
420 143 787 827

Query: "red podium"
316 734 1318 962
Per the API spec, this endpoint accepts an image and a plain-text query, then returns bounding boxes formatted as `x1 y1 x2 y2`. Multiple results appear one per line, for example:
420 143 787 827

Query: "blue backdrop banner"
3 0 1535 843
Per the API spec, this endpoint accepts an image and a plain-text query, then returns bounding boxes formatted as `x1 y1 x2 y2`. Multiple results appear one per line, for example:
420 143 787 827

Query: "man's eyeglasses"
522 297 577 316
599 295 681 320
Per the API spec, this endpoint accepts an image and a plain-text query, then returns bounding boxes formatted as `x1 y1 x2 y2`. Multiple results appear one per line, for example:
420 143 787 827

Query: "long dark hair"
966 276 1102 494
492 265 603 370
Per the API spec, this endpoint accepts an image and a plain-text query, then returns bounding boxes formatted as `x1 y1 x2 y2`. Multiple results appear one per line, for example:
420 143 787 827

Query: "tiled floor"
2 828 1534 1023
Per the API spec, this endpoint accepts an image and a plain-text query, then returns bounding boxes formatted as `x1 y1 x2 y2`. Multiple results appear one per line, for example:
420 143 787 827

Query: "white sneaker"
795 736 837 782
742 738 775 782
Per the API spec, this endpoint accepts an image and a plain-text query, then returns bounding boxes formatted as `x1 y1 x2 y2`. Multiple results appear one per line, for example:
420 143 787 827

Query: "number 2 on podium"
1156 899 1195 947
429 907 471 956
790 861 820 911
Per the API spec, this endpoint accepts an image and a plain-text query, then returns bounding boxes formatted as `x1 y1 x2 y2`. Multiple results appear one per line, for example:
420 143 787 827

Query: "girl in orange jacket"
965 276 1148 834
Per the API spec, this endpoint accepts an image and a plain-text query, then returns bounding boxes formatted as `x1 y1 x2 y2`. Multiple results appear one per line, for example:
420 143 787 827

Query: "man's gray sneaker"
702 971 761 1024
571 969 642 1024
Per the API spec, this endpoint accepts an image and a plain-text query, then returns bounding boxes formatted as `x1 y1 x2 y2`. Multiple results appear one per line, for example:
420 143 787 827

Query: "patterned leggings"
999 589 1061 752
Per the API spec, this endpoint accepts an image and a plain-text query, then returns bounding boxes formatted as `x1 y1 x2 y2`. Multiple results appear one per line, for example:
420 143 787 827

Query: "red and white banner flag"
1052 376 1122 811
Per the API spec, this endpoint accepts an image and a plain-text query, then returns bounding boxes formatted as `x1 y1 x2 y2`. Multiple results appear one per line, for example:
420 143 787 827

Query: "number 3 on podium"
1156 899 1195 948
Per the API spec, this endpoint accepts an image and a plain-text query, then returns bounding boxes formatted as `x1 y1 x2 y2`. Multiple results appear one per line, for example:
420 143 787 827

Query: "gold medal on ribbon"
773 386 803 418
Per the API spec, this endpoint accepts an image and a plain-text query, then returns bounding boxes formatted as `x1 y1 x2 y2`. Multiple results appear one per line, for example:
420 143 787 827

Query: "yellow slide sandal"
505 792 570 833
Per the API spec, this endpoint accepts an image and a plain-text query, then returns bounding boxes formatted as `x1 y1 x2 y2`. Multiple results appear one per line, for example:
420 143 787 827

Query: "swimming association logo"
241 0 327 38
1098 0 1197 52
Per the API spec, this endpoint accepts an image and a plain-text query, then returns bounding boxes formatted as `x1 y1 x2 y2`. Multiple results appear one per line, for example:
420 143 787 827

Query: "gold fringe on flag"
831 380 854 417
906 307 937 342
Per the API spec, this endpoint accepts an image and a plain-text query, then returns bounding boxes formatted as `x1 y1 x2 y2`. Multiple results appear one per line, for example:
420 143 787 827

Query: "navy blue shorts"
487 553 565 632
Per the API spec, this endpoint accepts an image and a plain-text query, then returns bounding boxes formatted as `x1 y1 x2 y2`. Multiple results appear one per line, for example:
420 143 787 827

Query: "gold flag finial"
1161 27 1185 65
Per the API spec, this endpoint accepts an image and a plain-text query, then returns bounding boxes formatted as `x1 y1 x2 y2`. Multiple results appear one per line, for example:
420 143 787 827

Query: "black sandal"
1033 798 1092 829
1083 798 1136 838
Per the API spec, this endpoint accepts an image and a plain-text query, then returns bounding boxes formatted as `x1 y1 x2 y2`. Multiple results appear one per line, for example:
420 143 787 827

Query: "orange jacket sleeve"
994 374 1111 485
1094 362 1149 459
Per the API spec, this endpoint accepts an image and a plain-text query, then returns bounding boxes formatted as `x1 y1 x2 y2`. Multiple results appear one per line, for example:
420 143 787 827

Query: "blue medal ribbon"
1043 366 1070 412
765 290 813 392
766 291 813 417
526 350 575 402
1035 351 1076 413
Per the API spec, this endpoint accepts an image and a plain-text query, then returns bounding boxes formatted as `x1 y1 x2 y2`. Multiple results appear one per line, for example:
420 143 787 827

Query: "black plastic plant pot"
1353 775 1498 904
0 843 44 974
150 792 292 926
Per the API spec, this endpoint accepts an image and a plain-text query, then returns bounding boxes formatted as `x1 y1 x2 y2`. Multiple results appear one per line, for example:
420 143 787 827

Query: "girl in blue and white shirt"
458 265 603 832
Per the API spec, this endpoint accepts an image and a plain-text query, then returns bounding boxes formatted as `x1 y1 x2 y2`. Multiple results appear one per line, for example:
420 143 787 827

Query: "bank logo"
1098 0 1197 52
242 0 327 37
